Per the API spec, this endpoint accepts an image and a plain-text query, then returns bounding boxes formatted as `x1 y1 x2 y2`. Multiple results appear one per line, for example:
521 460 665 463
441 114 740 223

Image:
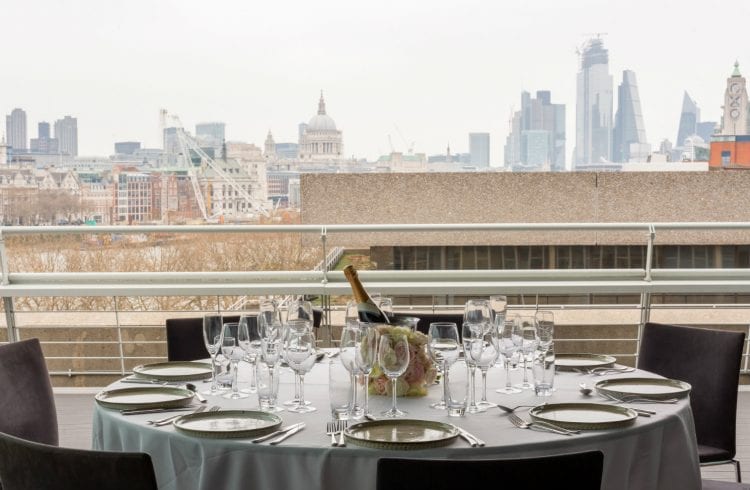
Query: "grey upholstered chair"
376 451 603 490
0 338 58 446
0 430 158 490
638 322 745 482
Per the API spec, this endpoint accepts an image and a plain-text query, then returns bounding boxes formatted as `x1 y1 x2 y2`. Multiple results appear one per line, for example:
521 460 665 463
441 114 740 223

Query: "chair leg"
733 459 741 483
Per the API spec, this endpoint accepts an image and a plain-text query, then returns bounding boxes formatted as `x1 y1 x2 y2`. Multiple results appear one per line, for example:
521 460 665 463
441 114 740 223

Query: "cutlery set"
325 420 348 447
251 423 306 444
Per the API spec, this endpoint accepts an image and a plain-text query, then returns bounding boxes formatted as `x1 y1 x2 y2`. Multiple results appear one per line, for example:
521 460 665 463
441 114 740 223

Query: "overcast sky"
1 0 748 166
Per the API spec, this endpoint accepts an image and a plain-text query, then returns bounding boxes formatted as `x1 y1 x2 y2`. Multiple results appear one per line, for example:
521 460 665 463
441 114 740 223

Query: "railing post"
319 226 332 345
0 230 18 343
114 296 126 376
635 291 651 367
644 224 656 282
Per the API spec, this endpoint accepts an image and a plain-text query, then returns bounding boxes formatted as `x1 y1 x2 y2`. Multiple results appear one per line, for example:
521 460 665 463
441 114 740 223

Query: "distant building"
613 70 650 162
505 90 565 171
574 37 613 167
30 122 59 154
275 142 299 160
710 62 750 168
676 92 700 148
54 116 78 156
195 122 225 152
696 122 717 143
298 93 343 161
0 135 8 164
469 133 490 167
163 127 180 155
5 108 27 152
114 142 141 155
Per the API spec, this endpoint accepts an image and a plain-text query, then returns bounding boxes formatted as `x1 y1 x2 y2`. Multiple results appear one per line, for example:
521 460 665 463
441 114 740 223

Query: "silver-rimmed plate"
595 377 691 400
95 386 195 410
555 353 617 371
132 361 213 381
173 410 282 439
344 419 459 450
530 403 638 430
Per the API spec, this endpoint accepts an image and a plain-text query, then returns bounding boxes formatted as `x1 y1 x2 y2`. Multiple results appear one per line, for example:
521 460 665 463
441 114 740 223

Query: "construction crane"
162 110 270 221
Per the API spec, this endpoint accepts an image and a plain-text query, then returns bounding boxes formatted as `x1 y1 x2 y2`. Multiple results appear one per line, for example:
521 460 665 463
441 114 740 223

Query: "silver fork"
336 420 349 447
153 405 219 426
325 421 339 446
602 393 679 404
507 413 575 436
148 405 207 426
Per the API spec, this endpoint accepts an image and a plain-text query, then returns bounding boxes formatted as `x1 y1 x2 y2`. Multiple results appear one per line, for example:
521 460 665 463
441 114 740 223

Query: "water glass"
427 322 460 410
201 314 224 395
378 333 410 418
256 361 282 412
445 360 469 417
515 315 538 390
496 314 522 394
238 314 261 394
532 342 555 396
222 322 248 400
329 358 351 420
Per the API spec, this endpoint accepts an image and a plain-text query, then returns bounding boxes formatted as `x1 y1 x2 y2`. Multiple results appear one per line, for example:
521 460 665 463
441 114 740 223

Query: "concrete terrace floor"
56 391 750 485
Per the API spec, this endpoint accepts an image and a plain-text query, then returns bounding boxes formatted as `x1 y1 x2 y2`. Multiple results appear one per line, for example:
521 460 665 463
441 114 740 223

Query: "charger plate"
595 377 691 400
344 419 459 450
174 410 282 439
132 361 213 381
530 403 637 430
555 353 616 371
95 386 194 410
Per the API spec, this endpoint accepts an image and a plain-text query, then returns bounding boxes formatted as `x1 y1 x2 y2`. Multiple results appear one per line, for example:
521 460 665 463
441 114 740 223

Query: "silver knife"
121 407 197 415
455 427 485 447
251 423 305 443
269 423 306 445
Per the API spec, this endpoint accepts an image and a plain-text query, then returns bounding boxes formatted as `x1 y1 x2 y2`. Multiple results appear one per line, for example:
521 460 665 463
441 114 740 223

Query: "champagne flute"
462 322 486 413
201 314 224 395
464 299 493 325
238 315 261 394
427 322 460 410
285 328 317 413
260 327 284 413
495 314 523 394
535 310 554 352
283 318 312 407
515 315 538 389
378 333 410 418
340 325 362 418
355 323 379 417
222 322 248 400
467 321 499 408
258 300 281 339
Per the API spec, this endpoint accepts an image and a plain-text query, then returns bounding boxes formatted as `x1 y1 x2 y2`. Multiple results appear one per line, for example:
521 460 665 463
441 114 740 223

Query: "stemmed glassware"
515 315 539 390
283 300 314 407
464 299 493 325
340 325 363 418
462 322 485 413
378 333 410 418
466 321 499 408
222 322 248 400
259 318 284 412
427 322 460 410
287 298 314 323
535 311 554 352
355 323 379 417
238 314 261 394
284 326 317 413
495 314 523 394
201 314 225 395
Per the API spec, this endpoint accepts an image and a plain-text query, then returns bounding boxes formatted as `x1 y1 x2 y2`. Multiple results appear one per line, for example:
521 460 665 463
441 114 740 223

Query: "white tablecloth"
92 359 701 490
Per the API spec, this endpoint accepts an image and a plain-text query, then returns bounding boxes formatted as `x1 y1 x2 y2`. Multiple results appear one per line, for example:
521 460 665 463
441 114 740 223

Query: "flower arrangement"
368 325 437 397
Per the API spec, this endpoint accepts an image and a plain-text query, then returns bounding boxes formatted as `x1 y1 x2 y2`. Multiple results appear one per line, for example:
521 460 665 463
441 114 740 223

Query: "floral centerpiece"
368 325 437 397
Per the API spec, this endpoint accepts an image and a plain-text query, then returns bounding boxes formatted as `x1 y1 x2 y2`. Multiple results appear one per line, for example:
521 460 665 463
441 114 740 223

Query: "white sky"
1 0 748 166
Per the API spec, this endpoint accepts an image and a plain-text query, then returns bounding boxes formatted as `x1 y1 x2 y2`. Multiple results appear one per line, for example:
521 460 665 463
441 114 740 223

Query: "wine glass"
495 314 523 394
464 299 493 325
535 310 554 352
344 300 359 328
258 300 281 339
221 322 248 400
355 323 379 417
462 322 486 413
287 298 314 324
283 318 312 407
376 297 394 318
466 321 499 408
284 327 317 413
378 333 410 418
201 314 225 395
427 322 460 410
259 328 284 413
238 315 261 394
340 325 362 418
515 315 539 390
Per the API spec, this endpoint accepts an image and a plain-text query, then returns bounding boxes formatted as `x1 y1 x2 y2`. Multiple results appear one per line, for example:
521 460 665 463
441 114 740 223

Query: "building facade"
505 90 565 171
30 122 60 154
574 37 613 167
613 70 650 162
469 133 490 167
54 116 78 156
298 93 343 161
5 108 27 152
196 122 226 152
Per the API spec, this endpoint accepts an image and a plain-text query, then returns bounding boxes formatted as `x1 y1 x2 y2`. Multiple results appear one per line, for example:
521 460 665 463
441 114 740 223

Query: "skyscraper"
504 90 565 171
574 37 613 167
469 133 490 167
613 70 650 162
30 122 59 154
676 92 700 147
5 108 27 151
54 116 78 156
195 122 225 151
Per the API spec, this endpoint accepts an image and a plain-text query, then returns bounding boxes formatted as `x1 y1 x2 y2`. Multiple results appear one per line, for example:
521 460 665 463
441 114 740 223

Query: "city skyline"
1 0 748 166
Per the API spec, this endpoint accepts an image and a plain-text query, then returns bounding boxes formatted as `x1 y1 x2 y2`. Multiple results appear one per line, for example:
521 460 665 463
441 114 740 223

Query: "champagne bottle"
343 265 391 323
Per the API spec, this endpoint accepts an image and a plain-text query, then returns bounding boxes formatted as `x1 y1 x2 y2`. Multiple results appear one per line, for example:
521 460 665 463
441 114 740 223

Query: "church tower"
264 130 276 160
720 61 749 136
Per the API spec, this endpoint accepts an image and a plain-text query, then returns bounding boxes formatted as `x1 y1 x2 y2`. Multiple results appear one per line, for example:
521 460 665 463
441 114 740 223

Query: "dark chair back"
376 451 603 490
0 431 158 490
0 338 58 446
165 315 240 361
639 322 745 461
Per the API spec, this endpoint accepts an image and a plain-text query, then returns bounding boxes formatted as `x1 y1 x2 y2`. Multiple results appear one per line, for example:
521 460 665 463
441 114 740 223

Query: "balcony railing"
1 222 749 386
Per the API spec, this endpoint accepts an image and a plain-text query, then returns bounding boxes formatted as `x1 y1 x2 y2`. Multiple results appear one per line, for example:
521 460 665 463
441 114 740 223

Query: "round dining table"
92 356 701 490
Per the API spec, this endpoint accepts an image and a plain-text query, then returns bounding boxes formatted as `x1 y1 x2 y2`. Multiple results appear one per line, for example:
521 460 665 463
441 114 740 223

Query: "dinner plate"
529 403 638 430
555 353 617 371
344 419 459 450
95 386 195 410
173 410 282 439
132 361 213 381
595 377 691 400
